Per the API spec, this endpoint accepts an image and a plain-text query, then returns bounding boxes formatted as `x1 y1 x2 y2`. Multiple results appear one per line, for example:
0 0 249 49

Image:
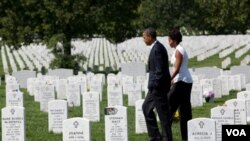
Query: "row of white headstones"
188 91 250 141
2 71 250 141
1 44 53 74
2 35 250 75
2 72 148 141
189 67 250 141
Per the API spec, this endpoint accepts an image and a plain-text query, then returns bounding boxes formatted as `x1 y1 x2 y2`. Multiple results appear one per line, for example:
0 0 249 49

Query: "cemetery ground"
0 81 241 141
189 44 250 68
0 39 249 140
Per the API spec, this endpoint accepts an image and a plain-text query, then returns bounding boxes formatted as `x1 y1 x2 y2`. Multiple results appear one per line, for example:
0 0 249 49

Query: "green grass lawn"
0 81 240 141
0 48 4 77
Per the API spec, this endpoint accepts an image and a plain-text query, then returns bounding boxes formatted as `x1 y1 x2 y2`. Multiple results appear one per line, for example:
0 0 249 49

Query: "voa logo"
226 129 246 136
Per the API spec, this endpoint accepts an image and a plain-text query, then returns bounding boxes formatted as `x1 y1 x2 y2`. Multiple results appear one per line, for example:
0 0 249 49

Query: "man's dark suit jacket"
147 41 171 92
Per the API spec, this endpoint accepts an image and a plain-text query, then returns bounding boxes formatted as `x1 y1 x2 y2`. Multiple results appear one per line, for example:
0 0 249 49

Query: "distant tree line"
138 0 250 35
0 0 249 68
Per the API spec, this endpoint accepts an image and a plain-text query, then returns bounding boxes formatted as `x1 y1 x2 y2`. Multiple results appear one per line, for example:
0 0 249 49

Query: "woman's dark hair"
168 28 182 44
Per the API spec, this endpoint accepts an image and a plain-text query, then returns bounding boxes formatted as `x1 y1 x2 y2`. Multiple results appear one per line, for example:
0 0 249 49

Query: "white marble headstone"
82 91 100 122
218 75 229 96
228 76 236 91
127 83 142 106
211 106 235 141
121 75 134 94
239 73 246 89
40 84 55 112
66 83 81 107
225 99 247 125
194 67 221 79
230 66 250 83
48 69 73 79
77 76 87 95
212 78 222 98
56 79 67 99
107 84 123 106
135 75 146 85
89 80 103 101
67 76 78 83
5 75 17 84
188 118 216 141
63 117 91 141
6 83 20 94
135 99 147 134
27 77 36 96
237 91 250 122
48 100 68 133
107 74 120 86
191 75 200 84
95 73 105 86
233 74 242 91
191 84 203 107
200 79 213 94
34 79 46 102
105 106 128 141
6 91 23 107
1 106 25 141
12 70 36 88
121 62 146 77
246 83 250 91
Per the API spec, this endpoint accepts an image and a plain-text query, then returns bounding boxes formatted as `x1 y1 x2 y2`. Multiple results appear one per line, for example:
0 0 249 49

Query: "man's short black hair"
144 27 157 39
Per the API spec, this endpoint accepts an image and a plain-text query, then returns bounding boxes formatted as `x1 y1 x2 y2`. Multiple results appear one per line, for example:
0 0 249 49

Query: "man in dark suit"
142 27 173 141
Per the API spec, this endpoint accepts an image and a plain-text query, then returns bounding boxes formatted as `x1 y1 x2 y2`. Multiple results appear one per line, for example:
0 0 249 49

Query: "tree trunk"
63 35 71 56
59 33 73 68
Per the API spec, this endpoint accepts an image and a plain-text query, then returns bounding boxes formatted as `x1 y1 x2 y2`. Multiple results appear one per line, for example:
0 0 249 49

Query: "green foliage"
138 0 195 35
95 0 141 43
0 48 4 79
0 0 94 68
138 0 250 35
193 0 249 34
0 0 250 70
50 53 86 69
0 0 28 49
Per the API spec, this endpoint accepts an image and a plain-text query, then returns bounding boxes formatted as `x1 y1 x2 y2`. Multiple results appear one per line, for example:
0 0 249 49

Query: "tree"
0 0 28 48
1 0 249 72
192 0 249 34
0 0 96 68
227 0 249 34
96 0 141 43
138 0 195 35
0 0 141 69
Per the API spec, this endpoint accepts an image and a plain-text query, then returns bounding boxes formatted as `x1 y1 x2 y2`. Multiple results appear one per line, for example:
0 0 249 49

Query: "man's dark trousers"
143 88 173 141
